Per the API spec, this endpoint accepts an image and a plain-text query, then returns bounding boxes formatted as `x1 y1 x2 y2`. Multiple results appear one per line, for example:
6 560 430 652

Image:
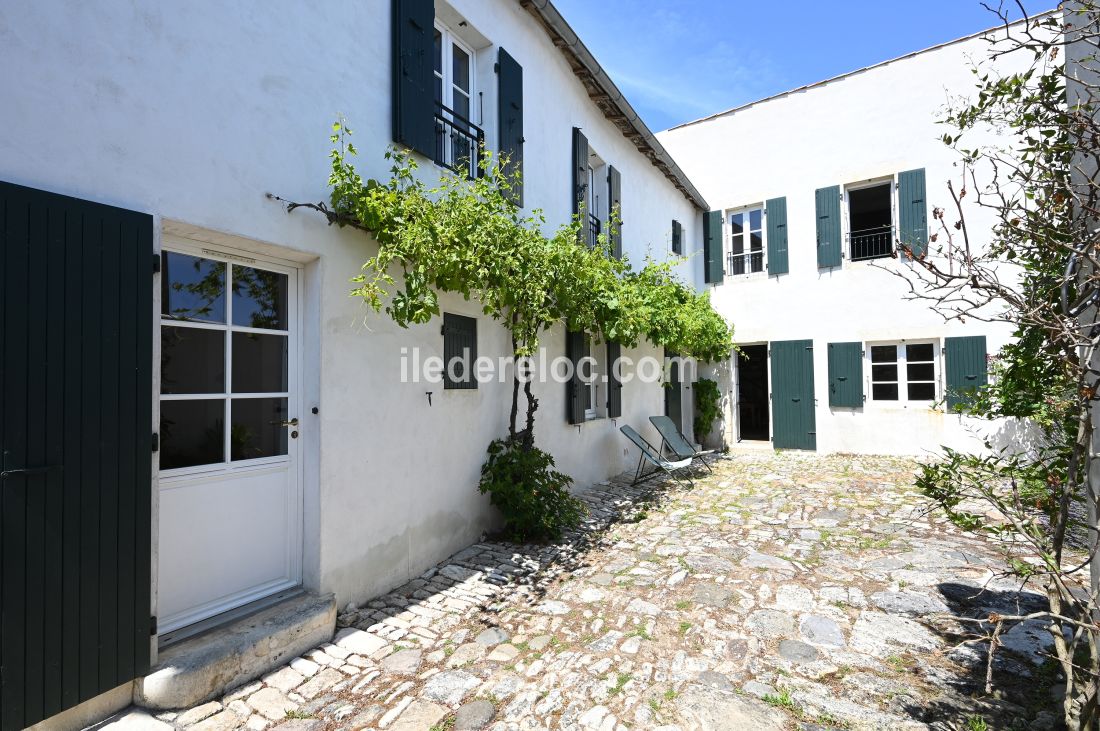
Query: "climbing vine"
273 122 733 541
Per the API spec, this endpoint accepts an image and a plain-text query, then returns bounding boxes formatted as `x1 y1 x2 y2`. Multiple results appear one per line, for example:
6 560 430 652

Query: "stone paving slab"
103 453 1062 731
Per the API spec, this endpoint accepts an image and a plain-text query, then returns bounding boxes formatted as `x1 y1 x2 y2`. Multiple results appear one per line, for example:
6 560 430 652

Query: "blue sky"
551 0 1054 131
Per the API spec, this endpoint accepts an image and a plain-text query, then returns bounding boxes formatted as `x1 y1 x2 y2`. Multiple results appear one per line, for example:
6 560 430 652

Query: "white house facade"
0 1 709 727
657 22 1041 457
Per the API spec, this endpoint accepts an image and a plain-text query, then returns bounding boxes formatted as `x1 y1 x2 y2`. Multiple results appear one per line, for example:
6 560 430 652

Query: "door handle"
2 465 64 479
272 418 299 428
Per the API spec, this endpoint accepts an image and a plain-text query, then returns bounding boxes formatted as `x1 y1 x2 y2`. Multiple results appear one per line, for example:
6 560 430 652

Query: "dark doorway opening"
848 182 893 261
737 344 769 441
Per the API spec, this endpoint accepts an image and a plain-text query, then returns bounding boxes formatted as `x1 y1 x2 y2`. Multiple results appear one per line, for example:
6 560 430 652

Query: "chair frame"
620 424 694 486
648 415 714 474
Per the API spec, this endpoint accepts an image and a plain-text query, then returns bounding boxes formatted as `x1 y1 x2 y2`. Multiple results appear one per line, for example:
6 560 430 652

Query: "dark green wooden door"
1 181 153 730
770 340 816 450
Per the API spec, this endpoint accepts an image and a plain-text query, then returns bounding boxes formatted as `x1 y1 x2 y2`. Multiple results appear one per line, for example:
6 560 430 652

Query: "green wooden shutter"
607 165 622 259
945 335 988 411
770 340 817 450
665 351 683 432
827 342 863 408
442 313 477 390
765 196 788 275
703 210 723 284
898 168 928 257
1 181 153 730
497 48 524 207
606 341 622 418
671 219 682 255
566 329 587 424
391 0 436 158
815 185 841 268
572 128 588 245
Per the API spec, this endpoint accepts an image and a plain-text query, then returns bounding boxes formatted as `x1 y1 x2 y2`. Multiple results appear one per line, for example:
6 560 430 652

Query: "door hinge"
150 616 157 636
153 254 161 274
151 433 159 452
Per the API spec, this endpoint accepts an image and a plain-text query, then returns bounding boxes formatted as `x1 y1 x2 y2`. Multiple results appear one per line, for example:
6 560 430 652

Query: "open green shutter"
497 48 524 206
898 168 928 258
765 196 788 275
945 335 988 411
827 342 863 408
671 219 682 255
607 165 622 259
572 128 588 245
606 341 622 418
816 185 841 268
391 0 436 158
1 181 153 729
566 329 587 424
703 210 723 284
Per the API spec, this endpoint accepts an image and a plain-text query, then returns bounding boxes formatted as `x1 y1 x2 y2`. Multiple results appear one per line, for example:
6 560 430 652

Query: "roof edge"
665 7 1060 132
519 0 710 211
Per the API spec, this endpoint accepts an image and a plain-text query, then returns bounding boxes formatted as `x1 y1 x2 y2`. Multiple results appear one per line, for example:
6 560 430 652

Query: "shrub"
693 377 721 444
478 438 587 542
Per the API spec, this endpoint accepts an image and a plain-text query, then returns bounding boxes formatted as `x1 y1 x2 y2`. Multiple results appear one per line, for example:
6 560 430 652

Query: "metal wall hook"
426 391 433 406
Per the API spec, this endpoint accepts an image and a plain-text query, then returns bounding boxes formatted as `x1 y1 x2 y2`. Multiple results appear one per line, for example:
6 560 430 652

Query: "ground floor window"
869 341 937 403
584 334 604 420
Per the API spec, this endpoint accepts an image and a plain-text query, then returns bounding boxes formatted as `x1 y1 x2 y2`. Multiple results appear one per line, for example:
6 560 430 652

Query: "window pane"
232 332 289 393
232 265 288 330
749 208 762 232
908 382 936 401
433 29 442 74
161 399 224 469
871 364 898 382
907 363 935 382
729 213 743 236
750 231 763 252
452 91 470 121
452 44 470 93
871 345 897 363
730 232 744 255
162 326 225 394
750 251 764 273
162 252 226 323
872 383 899 400
231 397 289 461
906 343 934 362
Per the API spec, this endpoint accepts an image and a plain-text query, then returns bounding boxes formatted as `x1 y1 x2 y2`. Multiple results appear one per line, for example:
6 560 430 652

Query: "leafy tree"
893 6 1100 726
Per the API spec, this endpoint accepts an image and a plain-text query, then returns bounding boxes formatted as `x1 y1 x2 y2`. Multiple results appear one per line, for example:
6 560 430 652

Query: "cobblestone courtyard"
108 453 1060 731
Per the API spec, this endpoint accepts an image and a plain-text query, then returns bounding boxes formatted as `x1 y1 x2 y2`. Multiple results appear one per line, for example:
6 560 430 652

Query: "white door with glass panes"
157 243 302 633
728 207 764 276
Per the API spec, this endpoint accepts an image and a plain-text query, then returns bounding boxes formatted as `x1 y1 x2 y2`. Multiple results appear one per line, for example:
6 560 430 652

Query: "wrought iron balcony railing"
727 249 764 276
587 213 602 249
434 102 484 180
848 225 894 261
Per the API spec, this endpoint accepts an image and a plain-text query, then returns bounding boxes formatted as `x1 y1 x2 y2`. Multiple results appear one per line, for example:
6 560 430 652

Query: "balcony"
434 102 484 180
848 225 894 261
727 249 764 276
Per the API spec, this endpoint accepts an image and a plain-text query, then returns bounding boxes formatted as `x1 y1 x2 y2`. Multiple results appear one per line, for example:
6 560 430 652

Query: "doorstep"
135 592 336 710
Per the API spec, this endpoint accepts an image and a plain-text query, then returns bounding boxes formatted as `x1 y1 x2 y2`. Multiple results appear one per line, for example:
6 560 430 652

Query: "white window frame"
433 22 477 174
866 340 939 407
725 204 766 277
582 334 603 421
844 176 897 263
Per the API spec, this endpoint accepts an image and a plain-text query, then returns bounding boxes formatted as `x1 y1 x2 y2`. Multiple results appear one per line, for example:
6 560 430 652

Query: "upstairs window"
847 182 893 261
433 25 481 179
869 342 937 404
727 207 764 276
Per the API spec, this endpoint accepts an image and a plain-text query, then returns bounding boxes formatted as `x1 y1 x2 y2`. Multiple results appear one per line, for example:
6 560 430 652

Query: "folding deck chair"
619 424 695 486
649 415 714 473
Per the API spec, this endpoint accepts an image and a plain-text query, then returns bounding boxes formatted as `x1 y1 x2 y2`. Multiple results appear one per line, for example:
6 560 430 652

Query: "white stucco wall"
657 23 1044 456
0 0 705 616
